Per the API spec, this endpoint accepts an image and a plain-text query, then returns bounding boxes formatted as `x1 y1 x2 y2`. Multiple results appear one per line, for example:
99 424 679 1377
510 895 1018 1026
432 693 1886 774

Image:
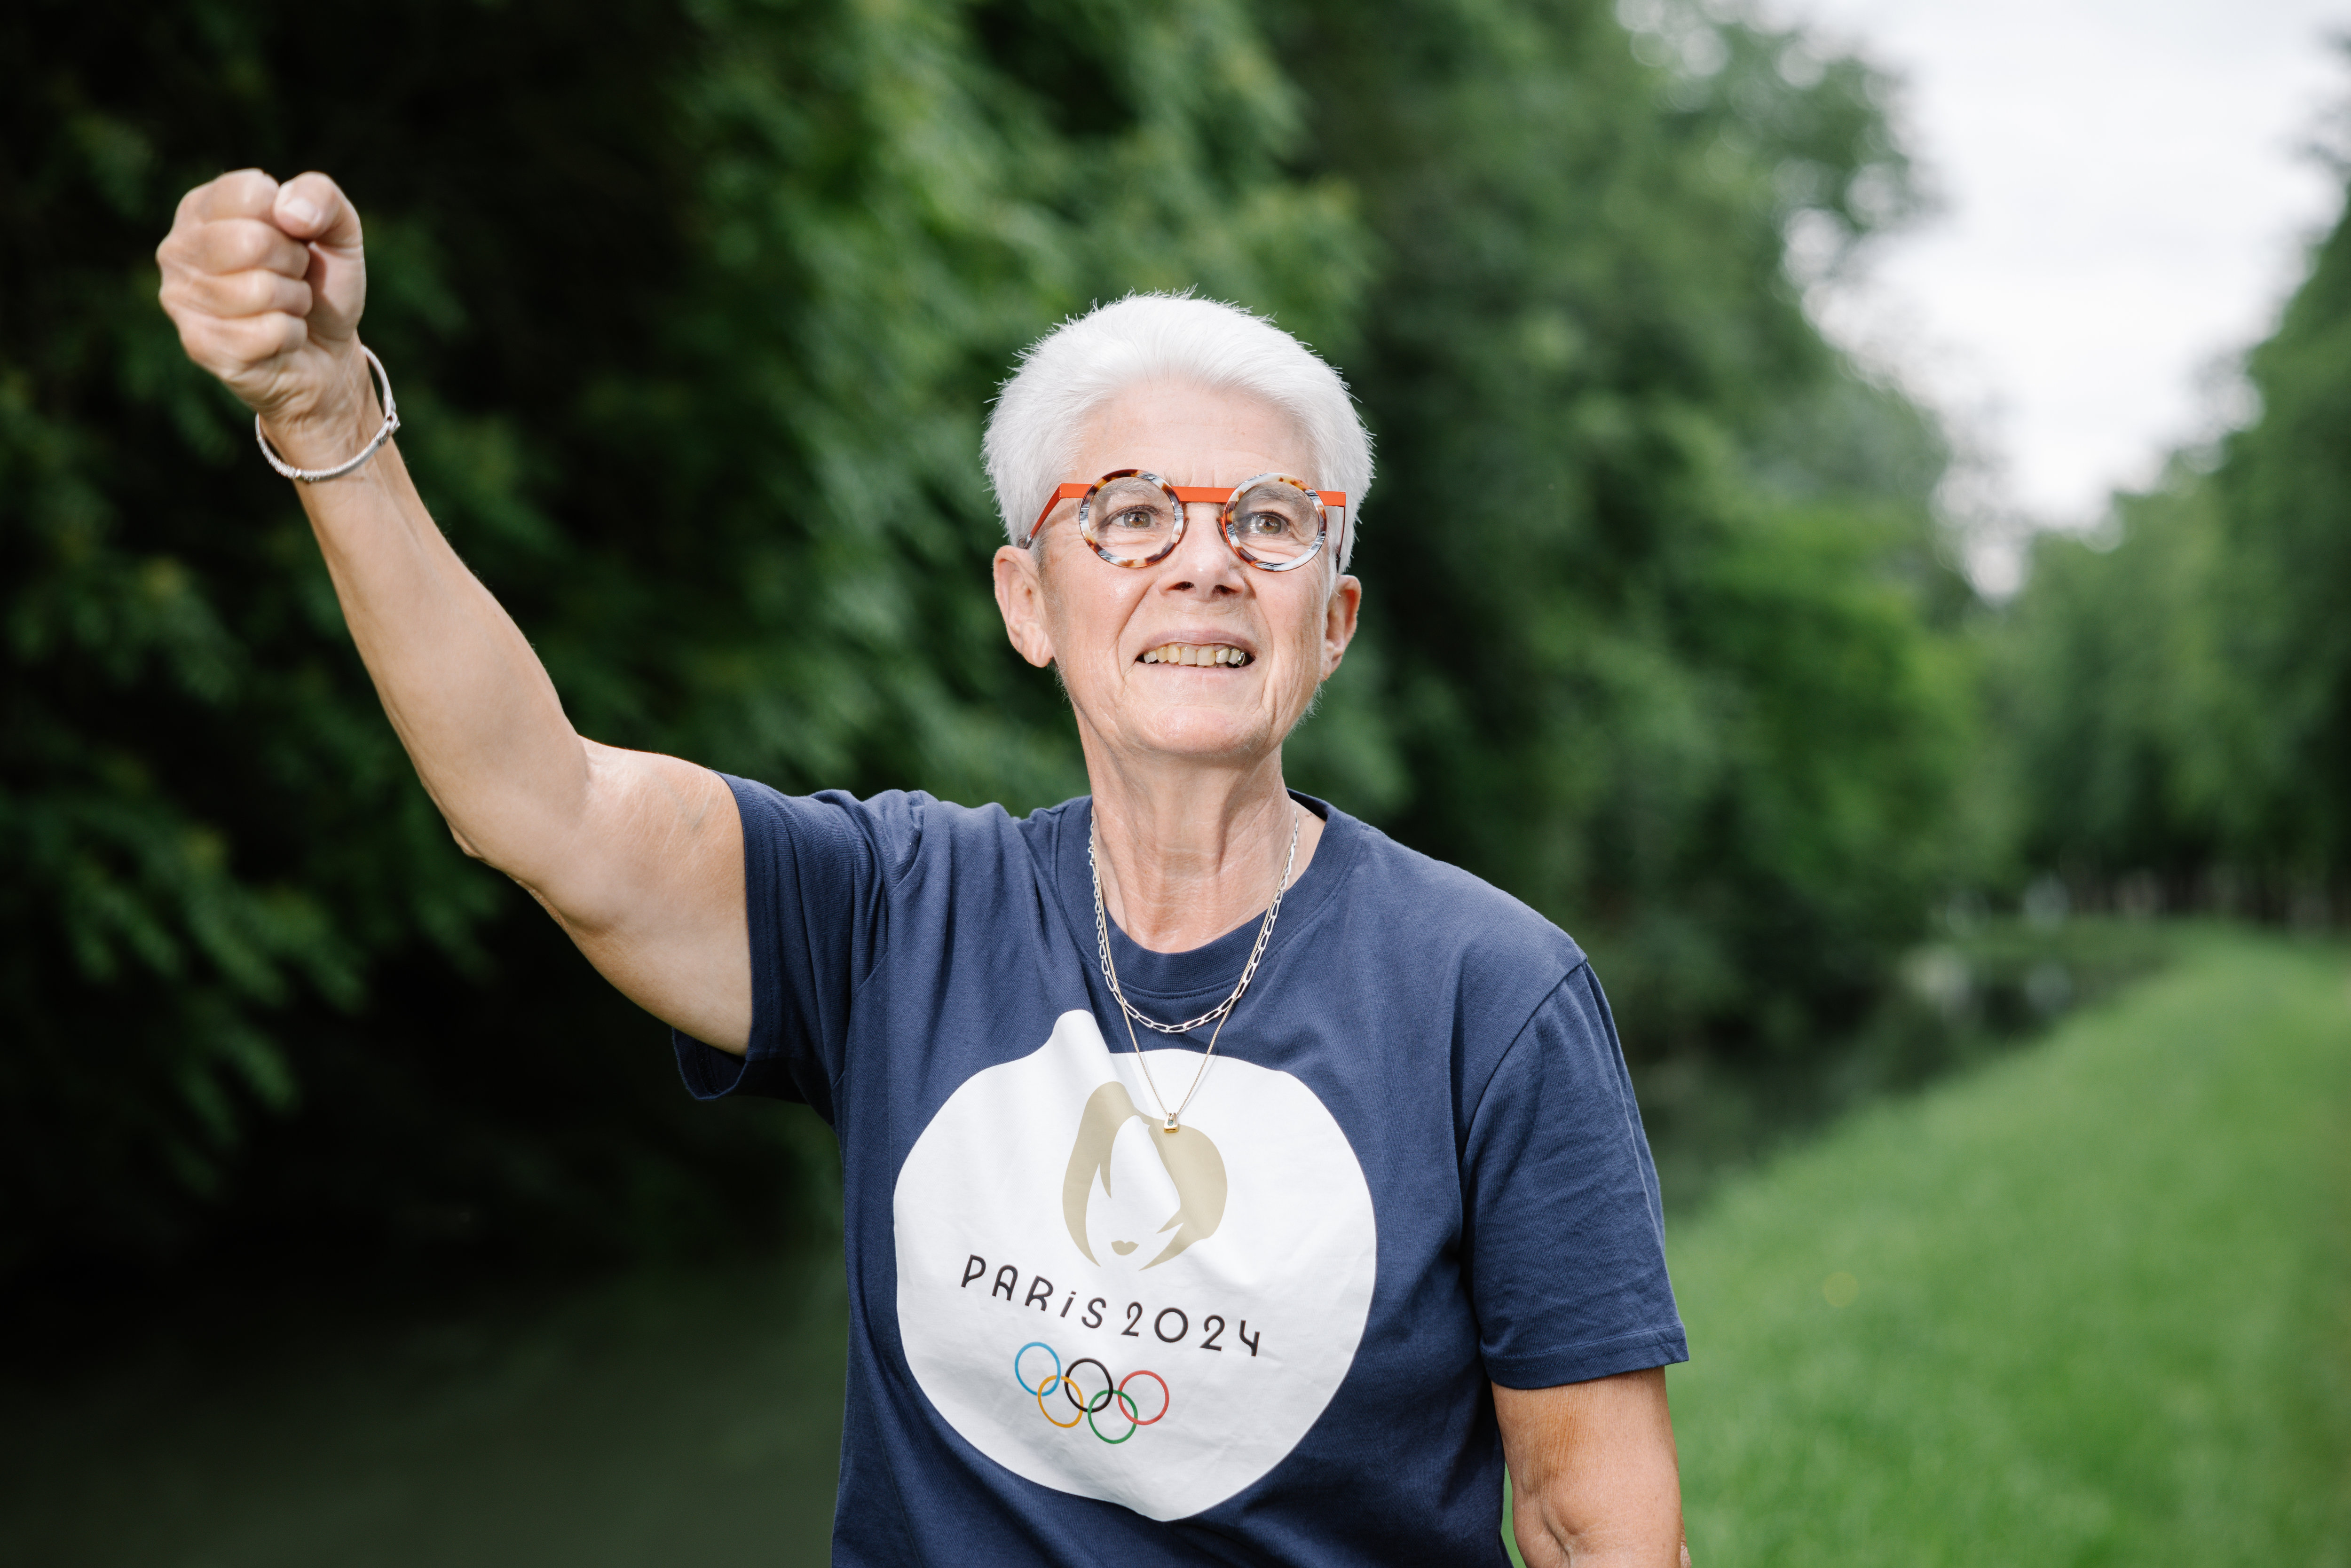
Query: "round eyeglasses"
1027 470 1347 572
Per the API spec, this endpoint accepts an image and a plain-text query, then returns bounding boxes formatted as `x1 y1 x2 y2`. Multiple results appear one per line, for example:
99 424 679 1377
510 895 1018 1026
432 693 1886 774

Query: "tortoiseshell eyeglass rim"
1026 470 1348 572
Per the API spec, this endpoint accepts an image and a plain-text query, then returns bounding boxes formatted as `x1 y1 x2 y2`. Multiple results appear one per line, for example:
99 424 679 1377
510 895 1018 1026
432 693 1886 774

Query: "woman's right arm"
157 168 753 1052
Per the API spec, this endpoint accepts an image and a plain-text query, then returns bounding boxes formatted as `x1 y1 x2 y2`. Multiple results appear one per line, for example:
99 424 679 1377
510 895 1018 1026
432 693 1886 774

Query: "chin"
1126 706 1278 763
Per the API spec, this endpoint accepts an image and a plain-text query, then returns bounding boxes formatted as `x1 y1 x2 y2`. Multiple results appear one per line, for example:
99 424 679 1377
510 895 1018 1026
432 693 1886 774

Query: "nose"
1162 500 1245 592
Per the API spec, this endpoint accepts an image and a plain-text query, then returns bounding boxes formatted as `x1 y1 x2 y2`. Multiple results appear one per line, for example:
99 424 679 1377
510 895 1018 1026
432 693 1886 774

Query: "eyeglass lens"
1225 480 1323 562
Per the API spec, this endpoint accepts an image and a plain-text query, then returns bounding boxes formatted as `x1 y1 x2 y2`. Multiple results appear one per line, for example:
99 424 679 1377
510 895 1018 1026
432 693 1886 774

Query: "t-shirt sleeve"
671 775 922 1121
1462 962 1688 1388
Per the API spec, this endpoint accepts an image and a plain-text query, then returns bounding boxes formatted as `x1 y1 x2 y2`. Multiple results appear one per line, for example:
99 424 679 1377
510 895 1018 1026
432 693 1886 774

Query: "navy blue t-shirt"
677 780 1685 1566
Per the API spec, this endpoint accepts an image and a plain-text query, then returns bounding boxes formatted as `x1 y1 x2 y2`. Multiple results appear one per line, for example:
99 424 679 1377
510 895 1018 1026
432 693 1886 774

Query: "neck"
1082 741 1323 953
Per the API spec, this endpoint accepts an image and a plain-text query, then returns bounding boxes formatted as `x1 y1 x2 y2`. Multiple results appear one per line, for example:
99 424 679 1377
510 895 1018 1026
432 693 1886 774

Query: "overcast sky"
1769 0 2348 587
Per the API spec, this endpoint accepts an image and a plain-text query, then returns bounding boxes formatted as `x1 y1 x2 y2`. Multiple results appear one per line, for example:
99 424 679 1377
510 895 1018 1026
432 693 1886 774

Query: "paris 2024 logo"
893 1010 1377 1521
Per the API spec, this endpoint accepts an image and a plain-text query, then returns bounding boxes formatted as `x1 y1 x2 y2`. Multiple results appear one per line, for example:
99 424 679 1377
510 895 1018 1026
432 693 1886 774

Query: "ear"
1319 573 1362 681
993 544 1057 669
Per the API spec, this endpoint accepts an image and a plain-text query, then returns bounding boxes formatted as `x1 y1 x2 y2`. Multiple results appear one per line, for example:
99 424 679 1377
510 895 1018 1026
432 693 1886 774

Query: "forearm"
1511 1497 1689 1568
275 387 591 895
1497 1371 1688 1568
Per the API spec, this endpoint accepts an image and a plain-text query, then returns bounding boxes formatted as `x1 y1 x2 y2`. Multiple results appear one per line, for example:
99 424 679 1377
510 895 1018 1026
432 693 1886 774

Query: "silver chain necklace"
1089 804 1300 1132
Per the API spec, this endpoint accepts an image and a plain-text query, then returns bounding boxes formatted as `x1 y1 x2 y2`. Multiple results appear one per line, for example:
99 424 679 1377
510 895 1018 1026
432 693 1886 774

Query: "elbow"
447 820 491 862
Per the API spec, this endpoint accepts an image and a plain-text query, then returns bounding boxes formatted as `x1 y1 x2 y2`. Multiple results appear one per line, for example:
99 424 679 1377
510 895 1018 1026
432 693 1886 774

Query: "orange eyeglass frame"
1026 480 1350 547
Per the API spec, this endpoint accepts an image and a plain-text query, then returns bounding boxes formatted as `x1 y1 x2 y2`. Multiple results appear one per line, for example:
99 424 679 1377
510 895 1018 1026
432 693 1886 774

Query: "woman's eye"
1106 507 1161 531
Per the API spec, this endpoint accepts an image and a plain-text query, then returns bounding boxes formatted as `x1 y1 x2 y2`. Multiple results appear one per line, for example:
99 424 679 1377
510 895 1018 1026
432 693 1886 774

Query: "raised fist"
156 169 373 463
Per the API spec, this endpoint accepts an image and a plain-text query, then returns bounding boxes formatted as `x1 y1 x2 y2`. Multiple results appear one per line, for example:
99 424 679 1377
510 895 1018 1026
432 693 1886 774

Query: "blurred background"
2 0 2346 1562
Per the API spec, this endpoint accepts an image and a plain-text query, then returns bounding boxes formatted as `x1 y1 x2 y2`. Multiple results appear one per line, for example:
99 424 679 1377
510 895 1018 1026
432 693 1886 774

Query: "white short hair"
983 293 1374 569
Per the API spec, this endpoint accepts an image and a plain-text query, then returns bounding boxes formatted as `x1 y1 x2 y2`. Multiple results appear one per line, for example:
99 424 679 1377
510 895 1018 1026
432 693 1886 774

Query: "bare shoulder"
583 741 740 874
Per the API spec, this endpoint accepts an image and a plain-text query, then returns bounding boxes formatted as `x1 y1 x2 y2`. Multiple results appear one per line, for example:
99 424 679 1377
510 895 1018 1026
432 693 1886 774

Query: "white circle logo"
893 1011 1378 1521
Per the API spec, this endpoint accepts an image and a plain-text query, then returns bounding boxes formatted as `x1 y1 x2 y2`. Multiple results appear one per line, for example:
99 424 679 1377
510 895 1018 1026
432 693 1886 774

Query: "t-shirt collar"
1051 790 1358 1014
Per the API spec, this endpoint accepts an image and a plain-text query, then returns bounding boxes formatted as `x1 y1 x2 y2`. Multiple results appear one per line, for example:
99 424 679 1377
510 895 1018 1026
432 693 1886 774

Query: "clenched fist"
156 168 376 467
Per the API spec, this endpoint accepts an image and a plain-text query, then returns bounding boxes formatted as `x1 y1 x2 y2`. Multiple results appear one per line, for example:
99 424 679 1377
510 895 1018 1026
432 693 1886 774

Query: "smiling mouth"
1139 643 1253 667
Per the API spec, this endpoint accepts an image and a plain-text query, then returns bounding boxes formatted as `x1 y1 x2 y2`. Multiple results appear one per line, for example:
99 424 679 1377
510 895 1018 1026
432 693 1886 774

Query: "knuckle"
236 225 282 270
216 271 257 310
195 225 244 273
181 330 232 372
206 168 277 219
227 318 285 361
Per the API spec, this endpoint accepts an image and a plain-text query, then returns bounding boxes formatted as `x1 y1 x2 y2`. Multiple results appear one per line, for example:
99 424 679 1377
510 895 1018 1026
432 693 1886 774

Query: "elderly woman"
158 170 1690 1566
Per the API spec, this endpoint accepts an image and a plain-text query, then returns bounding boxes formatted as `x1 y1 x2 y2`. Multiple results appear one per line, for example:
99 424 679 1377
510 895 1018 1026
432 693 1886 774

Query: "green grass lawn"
1665 929 2351 1566
7 930 2344 1566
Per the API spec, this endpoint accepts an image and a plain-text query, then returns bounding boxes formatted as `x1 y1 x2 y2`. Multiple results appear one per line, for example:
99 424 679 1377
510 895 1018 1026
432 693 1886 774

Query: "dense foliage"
1283 0 1973 1052
1997 173 2351 915
2 0 1978 1271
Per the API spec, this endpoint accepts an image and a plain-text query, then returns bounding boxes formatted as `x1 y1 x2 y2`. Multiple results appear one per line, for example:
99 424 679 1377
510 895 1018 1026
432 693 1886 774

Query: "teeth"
1141 643 1250 666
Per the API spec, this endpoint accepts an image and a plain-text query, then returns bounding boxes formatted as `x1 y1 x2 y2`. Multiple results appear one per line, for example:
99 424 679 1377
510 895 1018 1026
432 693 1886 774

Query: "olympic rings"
1035 1374 1085 1429
1062 1356 1116 1415
1089 1386 1146 1444
1012 1342 1171 1443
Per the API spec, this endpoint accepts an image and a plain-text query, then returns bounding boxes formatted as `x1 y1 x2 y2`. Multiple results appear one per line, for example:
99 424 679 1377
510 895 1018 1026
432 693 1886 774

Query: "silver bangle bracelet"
254 345 402 483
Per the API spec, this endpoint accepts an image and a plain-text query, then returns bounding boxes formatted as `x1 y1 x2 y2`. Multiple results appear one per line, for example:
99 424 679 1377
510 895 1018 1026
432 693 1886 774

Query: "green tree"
2207 174 2351 881
1995 479 2227 886
1996 164 2351 910
0 0 1364 1268
1279 0 1978 1058
1 0 1981 1271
